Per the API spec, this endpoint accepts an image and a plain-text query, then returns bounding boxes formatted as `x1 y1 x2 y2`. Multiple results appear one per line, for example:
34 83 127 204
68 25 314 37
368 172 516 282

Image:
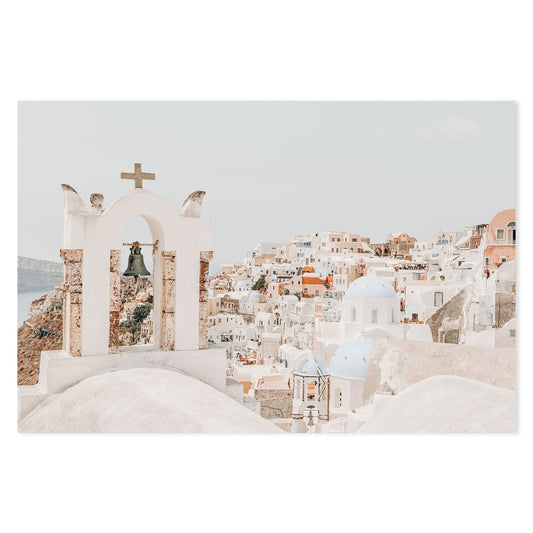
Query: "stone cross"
121 163 155 189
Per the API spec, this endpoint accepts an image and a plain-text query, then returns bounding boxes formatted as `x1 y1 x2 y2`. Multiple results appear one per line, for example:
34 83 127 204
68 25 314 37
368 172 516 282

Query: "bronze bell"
123 242 151 277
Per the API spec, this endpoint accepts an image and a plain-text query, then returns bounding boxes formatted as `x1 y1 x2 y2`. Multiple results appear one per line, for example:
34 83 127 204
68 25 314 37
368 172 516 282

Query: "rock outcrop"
18 290 63 385
120 276 152 303
425 286 468 343
18 278 154 385
362 338 515 404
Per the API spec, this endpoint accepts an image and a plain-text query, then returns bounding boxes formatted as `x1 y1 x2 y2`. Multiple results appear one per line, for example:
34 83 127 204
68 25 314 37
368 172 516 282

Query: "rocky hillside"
18 256 63 293
18 288 63 385
18 278 154 385
120 276 152 303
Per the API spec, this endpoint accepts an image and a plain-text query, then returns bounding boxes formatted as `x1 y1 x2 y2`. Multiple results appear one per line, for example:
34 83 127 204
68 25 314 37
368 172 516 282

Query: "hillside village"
18 206 516 431
16 153 517 435
202 208 516 430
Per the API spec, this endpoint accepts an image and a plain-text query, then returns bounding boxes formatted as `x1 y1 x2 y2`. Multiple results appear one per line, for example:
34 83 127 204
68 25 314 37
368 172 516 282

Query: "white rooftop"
19 368 283 433
358 375 515 433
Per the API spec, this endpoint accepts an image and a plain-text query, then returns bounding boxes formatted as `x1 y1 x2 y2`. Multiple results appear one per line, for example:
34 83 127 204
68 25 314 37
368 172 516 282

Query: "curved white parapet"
18 346 227 422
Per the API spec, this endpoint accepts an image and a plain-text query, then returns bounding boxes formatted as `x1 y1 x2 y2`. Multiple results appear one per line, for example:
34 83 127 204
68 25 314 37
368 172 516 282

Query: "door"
434 292 443 307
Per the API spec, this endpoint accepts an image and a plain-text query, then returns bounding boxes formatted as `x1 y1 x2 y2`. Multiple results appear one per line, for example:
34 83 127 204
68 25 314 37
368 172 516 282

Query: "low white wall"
465 329 496 348
18 347 226 421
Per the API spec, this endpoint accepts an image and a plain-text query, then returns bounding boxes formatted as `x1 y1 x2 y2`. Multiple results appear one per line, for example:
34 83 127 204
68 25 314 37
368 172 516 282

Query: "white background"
2 1 531 532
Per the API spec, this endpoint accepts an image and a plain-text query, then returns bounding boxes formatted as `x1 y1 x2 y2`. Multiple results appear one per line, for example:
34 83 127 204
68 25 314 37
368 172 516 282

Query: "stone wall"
362 338 515 404
254 389 294 419
199 251 213 349
109 250 121 353
161 250 176 350
495 293 516 327
426 286 468 343
60 248 83 356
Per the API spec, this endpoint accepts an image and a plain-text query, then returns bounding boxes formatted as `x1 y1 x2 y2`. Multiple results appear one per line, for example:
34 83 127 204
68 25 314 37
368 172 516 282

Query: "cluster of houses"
206 209 516 431
119 284 155 345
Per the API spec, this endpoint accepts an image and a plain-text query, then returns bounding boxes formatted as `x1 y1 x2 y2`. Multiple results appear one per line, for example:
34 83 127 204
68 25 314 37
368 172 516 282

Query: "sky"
18 101 517 271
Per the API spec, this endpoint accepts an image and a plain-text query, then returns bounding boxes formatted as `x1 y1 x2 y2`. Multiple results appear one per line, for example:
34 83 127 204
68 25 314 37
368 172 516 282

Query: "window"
434 292 443 307
500 257 507 263
507 222 516 243
351 307 357 322
485 257 490 266
497 229 505 240
371 309 378 323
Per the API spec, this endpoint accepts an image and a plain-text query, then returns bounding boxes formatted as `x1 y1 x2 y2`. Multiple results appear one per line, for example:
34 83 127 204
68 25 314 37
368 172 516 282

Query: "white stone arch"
61 186 212 356
100 191 179 352
99 189 174 248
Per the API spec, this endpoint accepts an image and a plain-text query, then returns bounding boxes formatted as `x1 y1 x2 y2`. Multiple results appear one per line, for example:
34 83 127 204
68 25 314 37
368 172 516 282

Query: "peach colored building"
386 233 417 258
484 209 516 271
319 231 366 254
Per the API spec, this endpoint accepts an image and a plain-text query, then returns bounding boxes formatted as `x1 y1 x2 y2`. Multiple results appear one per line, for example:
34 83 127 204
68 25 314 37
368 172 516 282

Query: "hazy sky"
18 102 516 270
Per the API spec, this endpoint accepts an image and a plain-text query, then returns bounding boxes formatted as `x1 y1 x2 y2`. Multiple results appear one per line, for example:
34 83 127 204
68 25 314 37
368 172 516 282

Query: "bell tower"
18 163 227 421
291 353 330 432
59 164 214 356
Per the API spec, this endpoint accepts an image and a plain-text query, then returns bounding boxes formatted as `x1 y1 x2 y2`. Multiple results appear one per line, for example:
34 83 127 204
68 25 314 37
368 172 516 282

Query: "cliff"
18 278 154 385
362 338 515 405
18 289 63 385
18 256 63 293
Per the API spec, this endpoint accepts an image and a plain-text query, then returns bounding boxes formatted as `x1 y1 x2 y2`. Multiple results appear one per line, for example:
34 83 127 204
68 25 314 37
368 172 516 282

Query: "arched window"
507 222 516 243
351 307 357 322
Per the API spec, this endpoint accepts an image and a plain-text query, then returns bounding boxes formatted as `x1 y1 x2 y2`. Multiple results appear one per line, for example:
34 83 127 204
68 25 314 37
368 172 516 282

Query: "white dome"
345 275 397 300
296 353 329 376
18 368 282 433
357 376 516 433
329 337 374 379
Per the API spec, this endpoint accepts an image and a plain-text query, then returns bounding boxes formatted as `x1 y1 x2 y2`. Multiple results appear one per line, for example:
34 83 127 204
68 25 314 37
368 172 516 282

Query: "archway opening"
118 215 157 348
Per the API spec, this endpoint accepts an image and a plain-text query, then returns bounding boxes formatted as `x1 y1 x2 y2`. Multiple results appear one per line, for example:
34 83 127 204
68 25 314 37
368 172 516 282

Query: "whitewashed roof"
19 368 282 433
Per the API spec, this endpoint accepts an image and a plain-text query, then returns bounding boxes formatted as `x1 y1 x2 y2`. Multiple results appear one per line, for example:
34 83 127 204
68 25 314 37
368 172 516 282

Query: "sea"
18 291 48 327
